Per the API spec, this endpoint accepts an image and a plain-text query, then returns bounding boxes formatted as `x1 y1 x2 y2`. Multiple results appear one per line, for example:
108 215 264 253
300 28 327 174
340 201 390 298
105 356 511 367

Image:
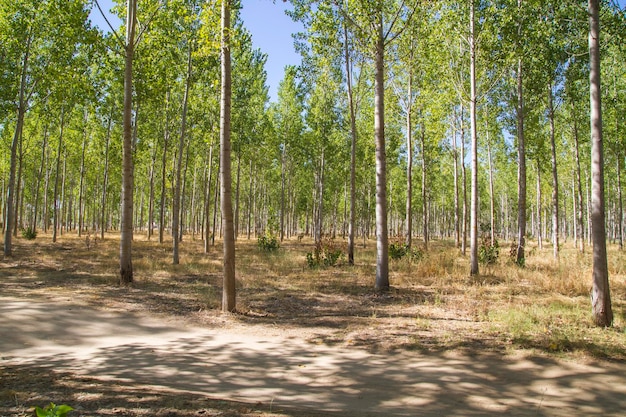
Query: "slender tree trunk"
100 113 112 240
469 0 479 275
588 0 612 326
204 140 214 253
234 152 241 239
159 91 171 244
247 159 253 240
220 0 236 312
516 0 527 267
14 132 24 237
280 144 286 241
487 136 495 245
420 128 428 250
212 157 220 246
573 111 585 253
460 104 468 255
548 84 559 259
52 108 67 244
119 0 137 284
172 46 192 265
344 23 358 265
536 160 543 249
618 155 623 250
32 125 48 233
147 137 157 240
452 112 460 248
374 13 389 289
405 68 413 249
5 34 32 256
77 110 88 237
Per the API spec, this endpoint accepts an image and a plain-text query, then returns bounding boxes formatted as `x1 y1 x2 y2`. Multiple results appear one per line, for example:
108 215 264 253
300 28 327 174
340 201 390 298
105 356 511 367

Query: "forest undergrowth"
1 232 625 416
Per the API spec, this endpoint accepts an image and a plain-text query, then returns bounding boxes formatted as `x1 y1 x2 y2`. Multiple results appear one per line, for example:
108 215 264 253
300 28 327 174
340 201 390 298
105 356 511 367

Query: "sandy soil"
2 294 626 417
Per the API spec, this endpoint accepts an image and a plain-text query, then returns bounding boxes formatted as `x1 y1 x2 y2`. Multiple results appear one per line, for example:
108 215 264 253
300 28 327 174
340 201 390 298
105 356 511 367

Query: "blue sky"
88 0 303 102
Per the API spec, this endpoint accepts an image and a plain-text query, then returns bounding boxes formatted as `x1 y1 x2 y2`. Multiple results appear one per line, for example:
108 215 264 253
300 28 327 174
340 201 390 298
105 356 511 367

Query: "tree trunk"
4 34 32 256
247 159 253 240
204 140 214 253
405 66 413 249
536 160 542 249
344 23 358 264
548 84 559 259
573 110 585 253
77 110 88 237
374 13 389 290
220 0 236 312
460 104 468 256
420 128 428 250
147 135 157 240
234 152 241 239
280 144 286 241
120 0 137 285
32 125 48 233
515 0 526 267
159 91 171 244
487 136 495 245
172 46 192 265
588 0 612 326
618 155 623 250
469 0 479 276
52 108 67 244
100 113 112 240
452 111 460 249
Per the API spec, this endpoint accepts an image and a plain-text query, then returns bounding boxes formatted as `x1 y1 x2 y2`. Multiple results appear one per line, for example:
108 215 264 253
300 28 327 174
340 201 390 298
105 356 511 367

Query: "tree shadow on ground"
2 298 625 417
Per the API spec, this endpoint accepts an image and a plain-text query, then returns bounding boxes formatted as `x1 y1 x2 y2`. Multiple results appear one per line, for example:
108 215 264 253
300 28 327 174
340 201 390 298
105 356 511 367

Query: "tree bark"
515 0 527 267
100 113 112 240
120 0 137 285
374 12 389 290
343 23 358 265
77 110 88 237
220 0 236 312
548 84 559 259
172 45 193 265
32 125 48 233
469 0 479 276
573 108 585 253
52 108 67 244
159 91 171 244
588 0 612 326
5 33 32 256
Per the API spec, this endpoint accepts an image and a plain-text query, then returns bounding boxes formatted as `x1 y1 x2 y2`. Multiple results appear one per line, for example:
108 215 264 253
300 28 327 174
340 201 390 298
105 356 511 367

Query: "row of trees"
1 0 623 324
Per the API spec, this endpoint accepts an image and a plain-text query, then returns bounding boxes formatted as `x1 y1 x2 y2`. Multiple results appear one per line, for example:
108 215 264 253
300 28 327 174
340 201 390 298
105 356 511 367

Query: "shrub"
257 233 280 252
34 403 73 417
21 227 37 240
389 241 423 262
479 235 499 265
306 238 344 268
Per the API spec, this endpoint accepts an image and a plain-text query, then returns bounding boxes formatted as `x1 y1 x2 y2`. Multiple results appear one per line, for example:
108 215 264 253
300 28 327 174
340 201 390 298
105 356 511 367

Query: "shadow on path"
2 296 625 416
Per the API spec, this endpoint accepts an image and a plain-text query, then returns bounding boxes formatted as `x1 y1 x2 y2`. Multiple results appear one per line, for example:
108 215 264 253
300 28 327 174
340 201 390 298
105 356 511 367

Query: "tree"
119 0 137 285
588 0 612 327
220 0 236 312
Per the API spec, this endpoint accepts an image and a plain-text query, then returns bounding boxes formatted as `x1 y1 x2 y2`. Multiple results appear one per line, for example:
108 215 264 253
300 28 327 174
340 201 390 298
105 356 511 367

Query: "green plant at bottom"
34 403 73 417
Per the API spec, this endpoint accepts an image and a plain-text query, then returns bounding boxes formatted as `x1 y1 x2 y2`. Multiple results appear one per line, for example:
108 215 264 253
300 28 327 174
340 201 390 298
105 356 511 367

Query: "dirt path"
2 295 625 416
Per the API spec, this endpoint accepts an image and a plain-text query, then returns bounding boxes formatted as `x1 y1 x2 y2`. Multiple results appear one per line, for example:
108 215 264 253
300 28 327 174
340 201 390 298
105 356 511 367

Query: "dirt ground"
1 235 625 416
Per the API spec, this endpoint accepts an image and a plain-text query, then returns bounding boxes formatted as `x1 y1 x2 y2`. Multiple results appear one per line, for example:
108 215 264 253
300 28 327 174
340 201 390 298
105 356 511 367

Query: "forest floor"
1 232 625 416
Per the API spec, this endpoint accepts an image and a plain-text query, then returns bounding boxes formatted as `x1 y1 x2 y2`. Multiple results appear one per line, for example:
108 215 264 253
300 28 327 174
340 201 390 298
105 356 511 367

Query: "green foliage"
21 228 37 240
389 241 423 262
34 403 73 417
306 238 344 268
257 233 280 252
478 235 499 265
